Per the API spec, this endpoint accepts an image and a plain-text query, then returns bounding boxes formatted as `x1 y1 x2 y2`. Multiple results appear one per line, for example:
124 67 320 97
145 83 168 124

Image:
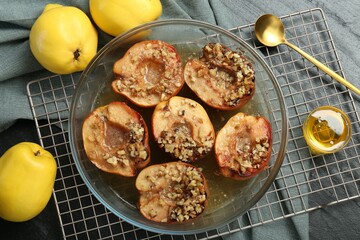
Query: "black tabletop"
0 120 63 240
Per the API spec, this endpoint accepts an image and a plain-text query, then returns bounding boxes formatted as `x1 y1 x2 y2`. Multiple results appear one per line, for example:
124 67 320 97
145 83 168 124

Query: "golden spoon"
254 14 360 95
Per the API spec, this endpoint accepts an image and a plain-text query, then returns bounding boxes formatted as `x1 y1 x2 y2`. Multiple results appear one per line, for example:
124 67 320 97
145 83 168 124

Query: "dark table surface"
0 120 63 240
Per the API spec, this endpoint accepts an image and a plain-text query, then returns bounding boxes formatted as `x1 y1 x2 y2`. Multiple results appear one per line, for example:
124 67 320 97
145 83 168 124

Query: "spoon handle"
284 40 360 96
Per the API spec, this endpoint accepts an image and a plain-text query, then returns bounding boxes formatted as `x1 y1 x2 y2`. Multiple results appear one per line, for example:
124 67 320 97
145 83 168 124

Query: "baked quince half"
135 162 208 223
215 112 272 180
184 43 255 110
152 96 215 163
112 40 184 107
82 102 150 177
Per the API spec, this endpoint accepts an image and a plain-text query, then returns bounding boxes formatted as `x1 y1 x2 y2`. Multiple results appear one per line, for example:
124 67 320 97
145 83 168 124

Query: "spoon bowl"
255 14 286 47
254 14 360 95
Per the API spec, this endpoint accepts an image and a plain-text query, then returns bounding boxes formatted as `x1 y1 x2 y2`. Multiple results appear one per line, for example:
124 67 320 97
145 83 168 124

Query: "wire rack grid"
27 8 360 240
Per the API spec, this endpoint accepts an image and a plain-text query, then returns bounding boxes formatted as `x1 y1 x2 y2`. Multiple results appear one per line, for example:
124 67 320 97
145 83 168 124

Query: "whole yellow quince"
89 0 162 37
29 4 98 74
0 142 57 222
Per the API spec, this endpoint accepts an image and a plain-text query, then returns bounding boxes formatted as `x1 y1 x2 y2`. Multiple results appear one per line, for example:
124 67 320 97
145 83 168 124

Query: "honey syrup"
303 106 352 154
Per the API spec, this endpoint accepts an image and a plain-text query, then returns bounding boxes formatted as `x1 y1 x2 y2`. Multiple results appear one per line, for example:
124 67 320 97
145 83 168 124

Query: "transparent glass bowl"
69 19 288 235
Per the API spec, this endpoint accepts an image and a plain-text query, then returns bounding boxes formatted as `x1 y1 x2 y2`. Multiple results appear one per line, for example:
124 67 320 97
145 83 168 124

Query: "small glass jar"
303 106 352 154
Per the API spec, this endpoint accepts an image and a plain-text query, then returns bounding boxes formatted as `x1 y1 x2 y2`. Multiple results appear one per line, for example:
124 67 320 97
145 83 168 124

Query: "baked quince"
136 162 208 223
215 112 272 180
184 43 255 110
152 96 215 163
82 102 150 177
112 40 184 107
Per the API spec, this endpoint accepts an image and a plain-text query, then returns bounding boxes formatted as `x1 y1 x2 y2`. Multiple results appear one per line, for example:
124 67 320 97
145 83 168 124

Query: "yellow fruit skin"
90 0 162 37
0 142 57 222
29 4 98 74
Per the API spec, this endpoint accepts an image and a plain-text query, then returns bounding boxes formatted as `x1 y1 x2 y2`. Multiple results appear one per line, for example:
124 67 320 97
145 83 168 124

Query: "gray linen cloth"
0 0 308 239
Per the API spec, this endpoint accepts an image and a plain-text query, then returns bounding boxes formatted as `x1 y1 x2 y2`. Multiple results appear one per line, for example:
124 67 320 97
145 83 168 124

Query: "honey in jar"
303 106 352 154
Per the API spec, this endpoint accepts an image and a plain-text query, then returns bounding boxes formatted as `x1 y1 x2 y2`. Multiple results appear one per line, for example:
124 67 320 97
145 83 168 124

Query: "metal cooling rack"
27 8 360 240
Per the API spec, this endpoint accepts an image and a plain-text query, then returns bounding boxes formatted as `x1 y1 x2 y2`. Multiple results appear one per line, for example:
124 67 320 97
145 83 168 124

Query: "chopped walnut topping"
188 43 255 108
136 162 208 223
181 98 197 108
168 165 207 222
106 156 118 167
141 163 207 223
153 96 215 163
129 121 144 142
157 125 214 163
100 120 148 168
234 137 270 173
